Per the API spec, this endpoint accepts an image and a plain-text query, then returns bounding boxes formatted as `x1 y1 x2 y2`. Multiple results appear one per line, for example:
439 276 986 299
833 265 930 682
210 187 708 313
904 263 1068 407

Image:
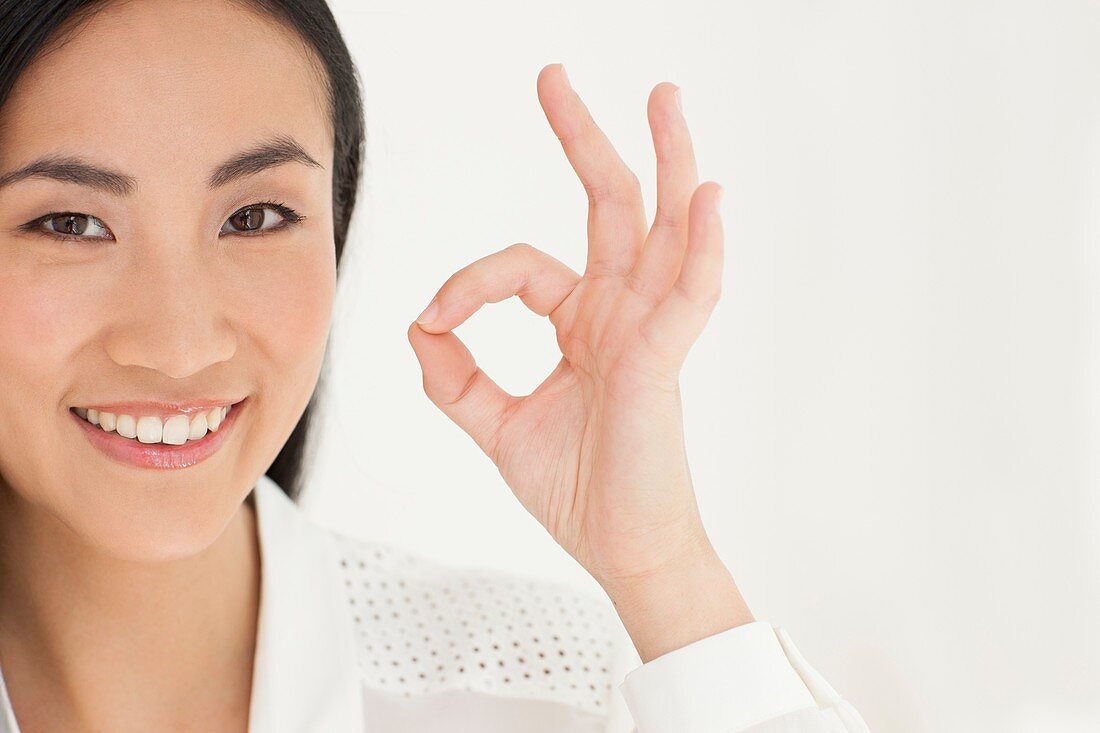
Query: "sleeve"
610 621 872 733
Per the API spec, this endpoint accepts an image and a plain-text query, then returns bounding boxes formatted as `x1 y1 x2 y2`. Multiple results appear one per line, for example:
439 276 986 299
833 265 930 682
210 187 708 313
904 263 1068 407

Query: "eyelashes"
18 200 308 244
219 200 306 238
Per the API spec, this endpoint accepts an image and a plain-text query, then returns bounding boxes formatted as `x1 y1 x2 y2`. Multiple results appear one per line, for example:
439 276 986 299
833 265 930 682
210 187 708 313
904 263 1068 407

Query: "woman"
0 0 869 730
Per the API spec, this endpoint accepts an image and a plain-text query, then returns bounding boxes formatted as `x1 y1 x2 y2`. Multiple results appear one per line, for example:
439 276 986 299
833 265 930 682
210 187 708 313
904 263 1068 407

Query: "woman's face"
0 0 337 562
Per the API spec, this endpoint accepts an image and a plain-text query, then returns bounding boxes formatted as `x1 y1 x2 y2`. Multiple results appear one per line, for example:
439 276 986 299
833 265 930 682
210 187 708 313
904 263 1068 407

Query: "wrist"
600 546 755 664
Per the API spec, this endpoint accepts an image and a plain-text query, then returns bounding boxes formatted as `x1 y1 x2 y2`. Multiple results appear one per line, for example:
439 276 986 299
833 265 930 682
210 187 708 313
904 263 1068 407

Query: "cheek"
0 264 89 410
246 243 336 367
231 237 336 418
0 262 92 495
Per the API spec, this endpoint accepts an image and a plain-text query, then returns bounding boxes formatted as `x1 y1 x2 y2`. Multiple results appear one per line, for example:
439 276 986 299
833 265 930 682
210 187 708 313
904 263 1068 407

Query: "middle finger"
536 63 647 279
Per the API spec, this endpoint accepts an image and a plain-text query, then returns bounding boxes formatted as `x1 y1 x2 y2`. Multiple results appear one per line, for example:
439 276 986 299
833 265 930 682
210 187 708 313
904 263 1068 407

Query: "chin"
58 468 251 565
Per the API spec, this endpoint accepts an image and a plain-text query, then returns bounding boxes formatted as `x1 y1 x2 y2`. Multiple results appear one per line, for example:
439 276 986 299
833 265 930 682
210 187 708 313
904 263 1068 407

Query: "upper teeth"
74 405 232 445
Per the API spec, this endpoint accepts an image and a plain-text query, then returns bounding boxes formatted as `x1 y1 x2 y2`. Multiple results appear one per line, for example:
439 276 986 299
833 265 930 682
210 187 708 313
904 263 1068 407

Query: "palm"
407 63 725 587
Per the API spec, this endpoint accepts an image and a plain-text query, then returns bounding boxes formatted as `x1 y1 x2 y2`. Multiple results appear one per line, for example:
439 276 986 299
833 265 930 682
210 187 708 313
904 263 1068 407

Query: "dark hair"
0 0 366 502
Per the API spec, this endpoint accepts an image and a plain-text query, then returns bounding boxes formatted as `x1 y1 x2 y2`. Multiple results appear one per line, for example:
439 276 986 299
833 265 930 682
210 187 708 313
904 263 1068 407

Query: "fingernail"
560 63 571 88
416 298 439 325
715 185 724 209
674 86 683 113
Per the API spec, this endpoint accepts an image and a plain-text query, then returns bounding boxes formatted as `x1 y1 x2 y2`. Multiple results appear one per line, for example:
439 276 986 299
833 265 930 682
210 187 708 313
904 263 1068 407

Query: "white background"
298 1 1100 730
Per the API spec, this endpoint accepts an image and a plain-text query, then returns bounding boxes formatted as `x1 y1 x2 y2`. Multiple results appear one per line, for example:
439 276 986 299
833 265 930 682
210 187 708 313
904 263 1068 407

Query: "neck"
0 484 261 730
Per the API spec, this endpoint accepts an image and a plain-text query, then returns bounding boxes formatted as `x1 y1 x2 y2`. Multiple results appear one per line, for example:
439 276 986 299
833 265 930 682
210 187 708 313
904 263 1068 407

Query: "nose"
104 245 237 380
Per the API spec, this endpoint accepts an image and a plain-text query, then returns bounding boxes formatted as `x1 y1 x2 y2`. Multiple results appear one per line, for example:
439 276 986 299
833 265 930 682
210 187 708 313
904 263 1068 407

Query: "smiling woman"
0 0 361 505
0 1 866 732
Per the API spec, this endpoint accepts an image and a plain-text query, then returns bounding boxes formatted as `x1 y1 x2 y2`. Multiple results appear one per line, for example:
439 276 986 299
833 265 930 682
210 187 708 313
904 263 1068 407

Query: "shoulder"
324 528 622 718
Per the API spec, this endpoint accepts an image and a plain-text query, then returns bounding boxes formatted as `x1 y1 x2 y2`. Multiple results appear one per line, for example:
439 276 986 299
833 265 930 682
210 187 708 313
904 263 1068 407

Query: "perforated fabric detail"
329 531 620 718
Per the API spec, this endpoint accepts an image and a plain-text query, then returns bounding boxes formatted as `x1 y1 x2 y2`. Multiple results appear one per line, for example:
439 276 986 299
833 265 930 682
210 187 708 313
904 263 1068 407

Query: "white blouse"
0 474 871 732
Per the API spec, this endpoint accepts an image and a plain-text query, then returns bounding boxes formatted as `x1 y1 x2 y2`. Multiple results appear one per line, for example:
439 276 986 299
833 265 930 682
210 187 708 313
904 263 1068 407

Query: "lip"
70 397 248 470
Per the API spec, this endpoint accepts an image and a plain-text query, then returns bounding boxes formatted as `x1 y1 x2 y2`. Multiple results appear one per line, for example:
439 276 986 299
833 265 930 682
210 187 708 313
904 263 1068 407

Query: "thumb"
406 320 518 460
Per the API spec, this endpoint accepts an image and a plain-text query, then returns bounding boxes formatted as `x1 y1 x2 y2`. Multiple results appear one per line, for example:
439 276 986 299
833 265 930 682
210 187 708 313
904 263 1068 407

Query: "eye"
220 201 305 237
21 212 114 242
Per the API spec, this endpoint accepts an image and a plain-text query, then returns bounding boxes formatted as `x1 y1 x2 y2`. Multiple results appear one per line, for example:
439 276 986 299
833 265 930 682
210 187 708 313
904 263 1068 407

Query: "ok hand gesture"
408 64 748 661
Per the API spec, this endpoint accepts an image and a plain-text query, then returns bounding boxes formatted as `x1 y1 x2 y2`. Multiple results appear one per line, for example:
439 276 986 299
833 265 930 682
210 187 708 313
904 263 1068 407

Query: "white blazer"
0 475 870 732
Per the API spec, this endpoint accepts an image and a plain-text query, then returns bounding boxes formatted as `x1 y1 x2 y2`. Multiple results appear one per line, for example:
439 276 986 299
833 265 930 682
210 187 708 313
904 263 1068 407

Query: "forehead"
0 0 332 182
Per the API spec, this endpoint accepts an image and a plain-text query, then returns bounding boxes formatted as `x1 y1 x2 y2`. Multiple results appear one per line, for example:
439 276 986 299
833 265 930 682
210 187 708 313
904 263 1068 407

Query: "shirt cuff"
618 620 816 733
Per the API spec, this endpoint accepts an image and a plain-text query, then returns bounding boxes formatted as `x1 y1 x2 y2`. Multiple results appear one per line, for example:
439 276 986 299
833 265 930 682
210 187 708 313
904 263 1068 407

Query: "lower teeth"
112 431 206 446
92 427 211 446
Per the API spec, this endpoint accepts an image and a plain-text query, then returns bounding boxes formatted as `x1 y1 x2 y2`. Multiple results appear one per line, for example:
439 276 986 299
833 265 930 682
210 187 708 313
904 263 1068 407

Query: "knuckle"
626 269 663 306
443 367 482 408
652 204 685 232
676 279 721 307
505 241 537 257
558 113 599 147
430 278 466 311
585 170 641 206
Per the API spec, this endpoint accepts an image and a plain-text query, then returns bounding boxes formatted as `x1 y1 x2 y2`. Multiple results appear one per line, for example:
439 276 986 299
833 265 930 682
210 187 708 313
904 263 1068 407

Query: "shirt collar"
248 473 365 732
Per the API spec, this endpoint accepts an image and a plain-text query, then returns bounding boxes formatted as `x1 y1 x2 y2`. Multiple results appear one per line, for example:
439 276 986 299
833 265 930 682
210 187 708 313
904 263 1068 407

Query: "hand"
407 63 727 597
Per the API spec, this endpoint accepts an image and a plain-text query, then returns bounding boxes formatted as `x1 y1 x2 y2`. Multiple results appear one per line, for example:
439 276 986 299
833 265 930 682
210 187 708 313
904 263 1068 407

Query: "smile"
70 398 248 470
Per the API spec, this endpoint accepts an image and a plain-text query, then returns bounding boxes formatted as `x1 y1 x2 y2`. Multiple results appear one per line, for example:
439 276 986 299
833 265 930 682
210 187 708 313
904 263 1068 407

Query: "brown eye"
53 214 90 235
231 208 257 231
33 212 113 241
221 202 301 236
228 206 272 232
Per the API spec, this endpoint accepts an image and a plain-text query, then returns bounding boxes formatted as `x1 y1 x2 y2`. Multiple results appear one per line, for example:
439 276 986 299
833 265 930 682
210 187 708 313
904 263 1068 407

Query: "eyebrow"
0 133 323 196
